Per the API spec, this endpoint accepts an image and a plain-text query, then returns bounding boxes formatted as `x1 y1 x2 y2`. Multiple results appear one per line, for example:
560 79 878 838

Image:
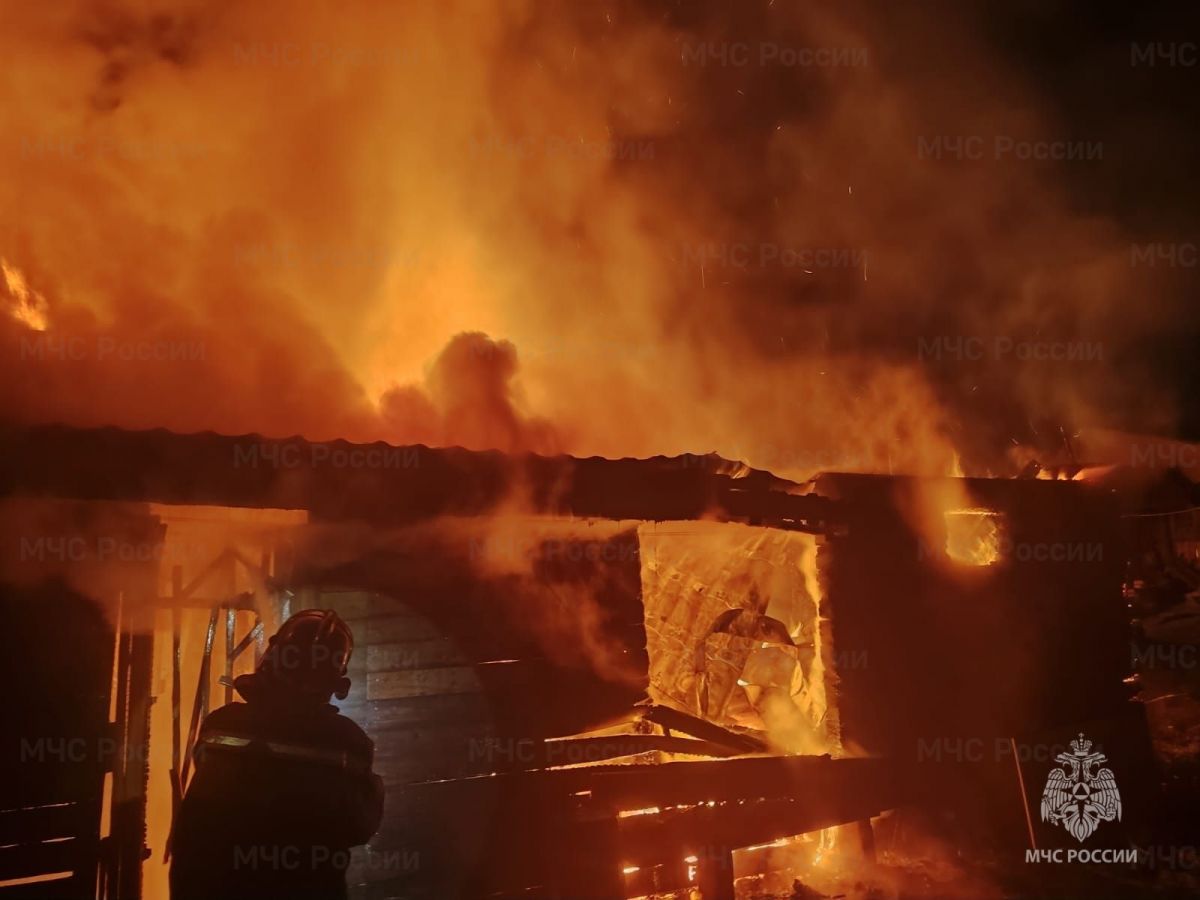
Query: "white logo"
1039 733 1122 842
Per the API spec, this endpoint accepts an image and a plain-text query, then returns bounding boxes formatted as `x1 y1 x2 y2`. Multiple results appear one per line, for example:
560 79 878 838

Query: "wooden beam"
641 705 767 754
1 424 837 534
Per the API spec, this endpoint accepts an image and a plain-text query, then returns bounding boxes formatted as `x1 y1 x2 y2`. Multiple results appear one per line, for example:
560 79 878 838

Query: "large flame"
0 1 1188 474
2 259 49 331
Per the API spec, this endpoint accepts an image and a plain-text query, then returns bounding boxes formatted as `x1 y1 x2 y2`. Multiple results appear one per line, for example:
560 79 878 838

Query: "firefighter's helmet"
258 609 355 700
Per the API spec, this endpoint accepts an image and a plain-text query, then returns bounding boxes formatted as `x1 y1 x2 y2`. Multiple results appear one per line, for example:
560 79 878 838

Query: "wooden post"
223 607 235 705
548 795 625 900
166 566 183 863
696 843 735 900
170 567 182 783
857 818 877 864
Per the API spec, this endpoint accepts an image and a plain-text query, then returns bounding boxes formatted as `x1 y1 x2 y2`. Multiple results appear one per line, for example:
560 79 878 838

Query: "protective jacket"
169 672 384 900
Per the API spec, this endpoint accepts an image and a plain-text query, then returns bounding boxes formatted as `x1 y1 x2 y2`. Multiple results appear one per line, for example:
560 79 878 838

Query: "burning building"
0 423 1171 898
2 2 1200 898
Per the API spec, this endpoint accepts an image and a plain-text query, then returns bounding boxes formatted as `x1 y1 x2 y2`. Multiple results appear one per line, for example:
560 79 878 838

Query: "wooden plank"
367 640 470 672
370 716 492 747
364 694 494 730
0 839 79 881
617 797 880 872
365 615 448 644
368 756 910 893
643 705 766 753
0 803 79 846
361 612 557 661
367 667 481 701
375 733 744 783
313 592 372 620
374 751 484 783
584 755 892 812
379 765 457 790
474 661 648 740
393 756 912 817
539 734 740 766
0 873 81 899
371 741 487 774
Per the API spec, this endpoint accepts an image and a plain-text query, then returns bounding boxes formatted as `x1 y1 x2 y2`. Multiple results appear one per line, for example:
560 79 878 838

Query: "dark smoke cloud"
379 333 559 454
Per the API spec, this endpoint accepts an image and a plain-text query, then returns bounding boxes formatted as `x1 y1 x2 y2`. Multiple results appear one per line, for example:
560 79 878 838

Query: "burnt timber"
0 424 834 533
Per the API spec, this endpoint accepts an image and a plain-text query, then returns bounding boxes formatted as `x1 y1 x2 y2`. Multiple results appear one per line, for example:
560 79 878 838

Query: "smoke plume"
0 0 1188 476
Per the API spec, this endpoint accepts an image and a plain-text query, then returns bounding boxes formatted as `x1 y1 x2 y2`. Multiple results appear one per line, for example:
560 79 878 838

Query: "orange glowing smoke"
0 1 1186 477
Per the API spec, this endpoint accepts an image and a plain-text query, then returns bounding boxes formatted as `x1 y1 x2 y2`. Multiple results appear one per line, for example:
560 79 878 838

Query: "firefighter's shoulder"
324 706 376 759
197 700 252 735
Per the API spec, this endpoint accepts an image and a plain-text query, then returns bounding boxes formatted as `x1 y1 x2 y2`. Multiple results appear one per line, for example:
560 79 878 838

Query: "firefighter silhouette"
170 609 384 900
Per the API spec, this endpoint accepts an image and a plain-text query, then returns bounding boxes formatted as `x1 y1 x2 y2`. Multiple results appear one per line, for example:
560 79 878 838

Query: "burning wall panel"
638 521 838 755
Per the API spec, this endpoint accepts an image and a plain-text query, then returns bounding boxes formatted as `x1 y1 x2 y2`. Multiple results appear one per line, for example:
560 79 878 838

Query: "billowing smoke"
380 333 559 454
0 0 1188 475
